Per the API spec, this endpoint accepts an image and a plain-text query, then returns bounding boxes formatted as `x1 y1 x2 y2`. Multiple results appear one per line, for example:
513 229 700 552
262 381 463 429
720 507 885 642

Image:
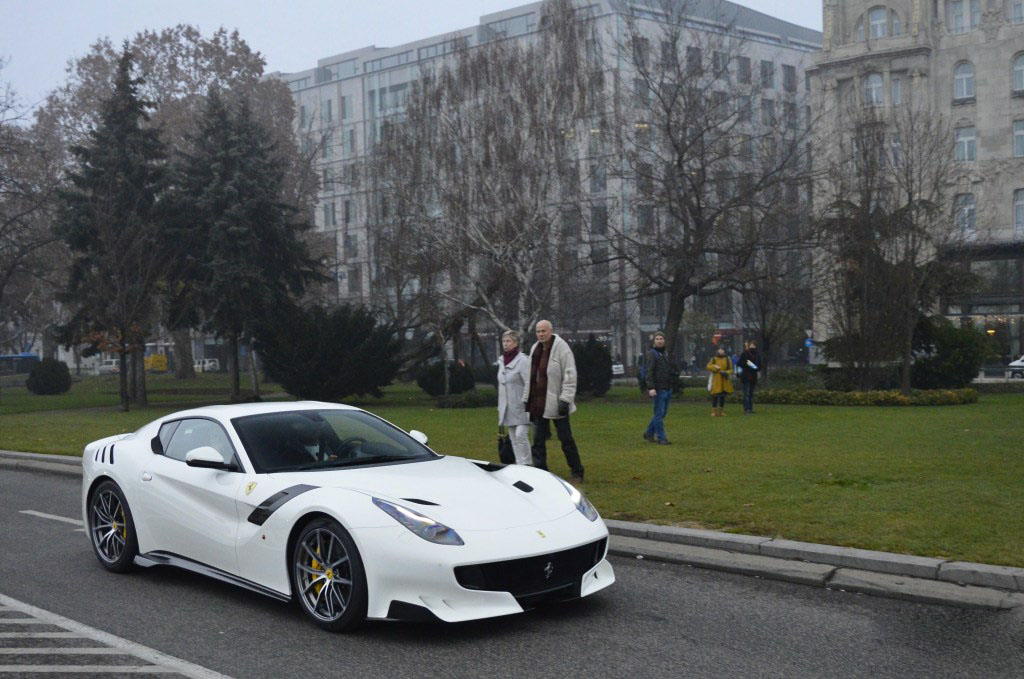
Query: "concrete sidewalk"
3 449 1022 610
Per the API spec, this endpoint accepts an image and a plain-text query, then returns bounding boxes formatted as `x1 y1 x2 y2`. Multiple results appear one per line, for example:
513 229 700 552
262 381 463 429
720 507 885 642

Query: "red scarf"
502 349 519 366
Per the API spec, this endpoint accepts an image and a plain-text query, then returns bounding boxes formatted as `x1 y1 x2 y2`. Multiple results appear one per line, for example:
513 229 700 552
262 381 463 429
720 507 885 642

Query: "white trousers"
509 424 532 465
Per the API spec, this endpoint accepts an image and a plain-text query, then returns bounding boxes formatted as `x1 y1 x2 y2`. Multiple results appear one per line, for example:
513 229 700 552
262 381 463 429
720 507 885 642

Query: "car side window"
163 418 235 464
157 421 180 454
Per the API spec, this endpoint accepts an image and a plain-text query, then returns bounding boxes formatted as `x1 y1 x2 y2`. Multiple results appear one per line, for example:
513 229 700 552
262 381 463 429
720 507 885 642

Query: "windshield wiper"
287 454 422 471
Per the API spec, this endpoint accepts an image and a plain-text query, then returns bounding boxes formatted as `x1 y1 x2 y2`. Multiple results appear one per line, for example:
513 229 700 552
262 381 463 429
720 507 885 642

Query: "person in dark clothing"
641 331 673 445
738 340 762 414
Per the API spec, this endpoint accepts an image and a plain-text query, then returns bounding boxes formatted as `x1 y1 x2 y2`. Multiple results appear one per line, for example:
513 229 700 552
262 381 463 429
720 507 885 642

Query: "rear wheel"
88 480 138 573
291 518 367 632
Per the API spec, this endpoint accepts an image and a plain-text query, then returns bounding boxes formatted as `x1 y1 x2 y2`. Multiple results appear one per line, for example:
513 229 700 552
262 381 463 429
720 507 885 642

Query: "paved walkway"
3 449 1022 610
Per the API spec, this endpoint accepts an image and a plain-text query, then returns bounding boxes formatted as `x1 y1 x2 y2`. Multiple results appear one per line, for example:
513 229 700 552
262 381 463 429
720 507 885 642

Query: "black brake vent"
402 498 440 506
513 481 533 493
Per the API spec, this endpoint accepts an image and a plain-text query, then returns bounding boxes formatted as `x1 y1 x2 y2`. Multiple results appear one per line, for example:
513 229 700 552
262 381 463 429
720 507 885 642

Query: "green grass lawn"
1 377 1021 567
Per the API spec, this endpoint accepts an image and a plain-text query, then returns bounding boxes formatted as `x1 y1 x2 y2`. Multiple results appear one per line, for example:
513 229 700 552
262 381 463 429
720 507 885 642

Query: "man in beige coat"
522 320 584 483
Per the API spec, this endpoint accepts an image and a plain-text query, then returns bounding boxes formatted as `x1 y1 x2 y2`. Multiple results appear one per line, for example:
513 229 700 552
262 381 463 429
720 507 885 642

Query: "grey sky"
1 0 821 110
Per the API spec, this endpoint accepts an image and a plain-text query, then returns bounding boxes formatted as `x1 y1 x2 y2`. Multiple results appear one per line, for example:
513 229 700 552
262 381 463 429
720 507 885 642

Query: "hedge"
435 389 498 409
752 388 977 406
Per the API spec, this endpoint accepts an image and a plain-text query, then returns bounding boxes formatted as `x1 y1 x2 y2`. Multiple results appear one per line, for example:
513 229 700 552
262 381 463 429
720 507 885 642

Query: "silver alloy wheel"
90 489 127 563
294 527 353 622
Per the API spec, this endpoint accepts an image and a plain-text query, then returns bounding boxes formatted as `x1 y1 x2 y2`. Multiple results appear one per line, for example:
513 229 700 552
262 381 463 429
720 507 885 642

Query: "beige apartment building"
810 0 1024 361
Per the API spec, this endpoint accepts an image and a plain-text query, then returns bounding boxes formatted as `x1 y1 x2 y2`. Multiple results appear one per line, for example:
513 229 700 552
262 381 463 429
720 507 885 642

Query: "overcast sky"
1 0 821 111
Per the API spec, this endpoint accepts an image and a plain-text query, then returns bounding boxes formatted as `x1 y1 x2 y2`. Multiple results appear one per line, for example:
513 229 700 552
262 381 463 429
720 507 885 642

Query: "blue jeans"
644 389 671 441
742 381 756 412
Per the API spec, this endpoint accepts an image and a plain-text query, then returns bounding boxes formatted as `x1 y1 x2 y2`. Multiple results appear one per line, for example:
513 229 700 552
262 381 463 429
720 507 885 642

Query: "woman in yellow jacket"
706 347 734 416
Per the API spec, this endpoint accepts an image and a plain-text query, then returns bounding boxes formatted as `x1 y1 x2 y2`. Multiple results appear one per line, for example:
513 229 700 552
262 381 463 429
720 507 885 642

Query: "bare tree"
607 0 814 357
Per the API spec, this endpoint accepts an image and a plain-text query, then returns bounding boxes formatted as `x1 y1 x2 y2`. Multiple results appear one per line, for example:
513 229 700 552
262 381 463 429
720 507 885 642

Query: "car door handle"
142 472 152 482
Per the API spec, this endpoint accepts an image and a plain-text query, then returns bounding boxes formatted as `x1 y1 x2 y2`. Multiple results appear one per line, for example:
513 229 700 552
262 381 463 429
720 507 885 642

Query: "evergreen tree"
58 46 168 411
173 90 321 399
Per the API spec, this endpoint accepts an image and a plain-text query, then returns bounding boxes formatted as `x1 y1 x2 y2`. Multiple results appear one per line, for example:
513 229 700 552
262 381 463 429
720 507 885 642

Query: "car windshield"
231 409 437 474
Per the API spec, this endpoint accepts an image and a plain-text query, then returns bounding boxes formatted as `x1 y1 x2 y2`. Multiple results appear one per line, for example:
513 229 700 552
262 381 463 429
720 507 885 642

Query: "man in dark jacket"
641 331 673 445
738 340 762 414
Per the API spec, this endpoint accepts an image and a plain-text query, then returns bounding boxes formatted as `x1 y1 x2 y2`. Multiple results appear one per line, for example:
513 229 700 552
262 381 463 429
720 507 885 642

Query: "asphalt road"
1 468 1021 679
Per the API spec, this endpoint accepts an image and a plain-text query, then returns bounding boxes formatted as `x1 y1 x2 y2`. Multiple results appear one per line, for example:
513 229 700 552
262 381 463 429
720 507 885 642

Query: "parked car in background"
96 359 119 375
1008 355 1024 378
193 358 219 373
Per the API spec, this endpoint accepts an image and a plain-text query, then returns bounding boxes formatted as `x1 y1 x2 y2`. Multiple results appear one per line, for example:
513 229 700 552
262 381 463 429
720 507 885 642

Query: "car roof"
160 401 359 423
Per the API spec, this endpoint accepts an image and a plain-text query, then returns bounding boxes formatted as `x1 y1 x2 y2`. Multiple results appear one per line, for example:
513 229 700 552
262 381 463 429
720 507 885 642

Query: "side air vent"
401 498 440 506
513 481 533 493
473 461 506 472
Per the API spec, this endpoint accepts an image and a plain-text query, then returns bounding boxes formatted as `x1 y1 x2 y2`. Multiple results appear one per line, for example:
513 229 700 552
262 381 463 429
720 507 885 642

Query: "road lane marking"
0 593 233 679
0 619 48 624
0 648 125 654
0 666 177 673
18 510 83 527
0 632 84 638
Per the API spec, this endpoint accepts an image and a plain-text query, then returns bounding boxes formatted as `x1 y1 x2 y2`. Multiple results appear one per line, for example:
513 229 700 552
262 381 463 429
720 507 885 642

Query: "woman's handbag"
497 426 516 464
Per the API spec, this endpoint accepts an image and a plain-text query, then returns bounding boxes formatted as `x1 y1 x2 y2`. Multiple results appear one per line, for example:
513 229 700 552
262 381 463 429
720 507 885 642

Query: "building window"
891 76 902 105
864 72 883 106
737 56 751 84
738 95 752 122
785 101 798 128
1015 189 1024 236
955 126 976 161
1012 0 1024 23
762 98 776 126
686 46 702 73
320 98 332 124
343 199 353 225
953 62 975 100
761 60 774 89
869 7 888 37
591 205 608 236
590 162 606 193
634 77 650 107
323 202 336 227
1014 54 1024 92
1014 120 1024 157
713 51 729 79
954 193 976 232
948 0 981 33
348 267 361 295
782 64 796 92
632 36 650 68
344 233 358 259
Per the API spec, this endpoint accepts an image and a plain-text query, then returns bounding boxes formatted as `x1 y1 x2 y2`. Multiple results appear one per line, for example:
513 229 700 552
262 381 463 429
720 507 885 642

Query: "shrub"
570 335 612 397
911 317 990 389
416 361 475 396
25 358 72 395
255 303 402 401
435 390 498 408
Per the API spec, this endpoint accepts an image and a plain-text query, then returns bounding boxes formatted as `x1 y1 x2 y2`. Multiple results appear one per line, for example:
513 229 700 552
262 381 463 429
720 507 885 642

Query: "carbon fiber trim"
247 484 319 526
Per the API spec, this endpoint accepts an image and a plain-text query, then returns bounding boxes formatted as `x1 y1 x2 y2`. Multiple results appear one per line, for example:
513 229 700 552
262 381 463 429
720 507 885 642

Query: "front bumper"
357 512 615 622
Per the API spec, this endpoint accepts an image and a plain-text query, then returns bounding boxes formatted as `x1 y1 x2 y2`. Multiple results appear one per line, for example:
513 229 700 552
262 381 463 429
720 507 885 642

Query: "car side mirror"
151 436 163 454
409 430 428 446
185 446 238 472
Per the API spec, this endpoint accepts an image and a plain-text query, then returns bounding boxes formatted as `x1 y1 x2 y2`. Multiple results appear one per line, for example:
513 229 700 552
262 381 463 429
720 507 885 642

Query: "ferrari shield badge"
536 530 546 538
245 481 257 496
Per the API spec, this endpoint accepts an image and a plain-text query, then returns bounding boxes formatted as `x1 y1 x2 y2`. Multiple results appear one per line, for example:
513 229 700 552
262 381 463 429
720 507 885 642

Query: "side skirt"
134 552 291 603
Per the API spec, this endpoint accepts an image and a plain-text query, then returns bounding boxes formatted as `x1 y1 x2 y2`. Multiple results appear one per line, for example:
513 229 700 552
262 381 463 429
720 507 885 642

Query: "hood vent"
513 481 533 493
402 498 440 506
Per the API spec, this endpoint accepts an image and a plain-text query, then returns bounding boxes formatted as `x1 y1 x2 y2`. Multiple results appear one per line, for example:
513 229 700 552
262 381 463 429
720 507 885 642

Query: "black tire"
87 480 138 573
291 517 367 632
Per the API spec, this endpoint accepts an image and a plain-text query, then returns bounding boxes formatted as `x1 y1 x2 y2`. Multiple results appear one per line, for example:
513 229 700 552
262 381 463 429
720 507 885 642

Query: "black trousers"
531 415 584 479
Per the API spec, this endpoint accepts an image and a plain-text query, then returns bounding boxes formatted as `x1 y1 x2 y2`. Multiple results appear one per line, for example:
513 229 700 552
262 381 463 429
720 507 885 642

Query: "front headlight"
557 478 600 522
372 497 464 546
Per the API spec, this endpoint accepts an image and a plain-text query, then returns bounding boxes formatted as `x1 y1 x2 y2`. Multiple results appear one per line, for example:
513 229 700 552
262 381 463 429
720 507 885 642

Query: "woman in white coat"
497 330 532 465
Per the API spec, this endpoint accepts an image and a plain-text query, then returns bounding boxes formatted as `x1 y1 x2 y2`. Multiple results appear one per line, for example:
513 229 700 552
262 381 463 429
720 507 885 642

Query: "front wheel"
88 480 138 573
292 518 367 632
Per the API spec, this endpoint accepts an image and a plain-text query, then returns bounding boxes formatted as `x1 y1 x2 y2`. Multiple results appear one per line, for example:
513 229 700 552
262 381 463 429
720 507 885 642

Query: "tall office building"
810 0 1024 360
270 1 821 363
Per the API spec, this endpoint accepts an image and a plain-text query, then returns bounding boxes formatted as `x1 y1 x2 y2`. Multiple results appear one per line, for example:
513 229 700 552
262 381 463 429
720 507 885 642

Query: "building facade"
810 0 1024 362
270 0 821 365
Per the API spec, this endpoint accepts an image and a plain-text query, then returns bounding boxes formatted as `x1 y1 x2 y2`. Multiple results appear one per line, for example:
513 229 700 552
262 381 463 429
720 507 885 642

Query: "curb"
4 450 1022 609
606 519 1024 610
0 450 82 477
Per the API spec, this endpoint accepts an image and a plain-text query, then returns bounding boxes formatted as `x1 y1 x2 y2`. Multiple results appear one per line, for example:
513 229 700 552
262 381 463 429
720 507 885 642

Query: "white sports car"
81 402 614 631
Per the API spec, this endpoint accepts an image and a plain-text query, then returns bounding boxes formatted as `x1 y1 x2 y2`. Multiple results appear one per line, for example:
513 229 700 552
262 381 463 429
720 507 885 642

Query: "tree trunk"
118 351 129 412
663 292 687 357
134 350 148 407
126 352 137 401
442 336 450 396
900 316 915 396
173 329 195 379
228 331 240 400
248 343 261 402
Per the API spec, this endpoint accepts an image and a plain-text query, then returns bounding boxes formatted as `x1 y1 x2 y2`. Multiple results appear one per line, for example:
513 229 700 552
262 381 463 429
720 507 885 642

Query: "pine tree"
58 45 168 411
173 90 321 399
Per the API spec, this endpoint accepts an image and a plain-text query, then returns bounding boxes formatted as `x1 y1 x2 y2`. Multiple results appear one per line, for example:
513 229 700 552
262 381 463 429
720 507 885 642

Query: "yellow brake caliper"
312 548 328 595
111 506 126 539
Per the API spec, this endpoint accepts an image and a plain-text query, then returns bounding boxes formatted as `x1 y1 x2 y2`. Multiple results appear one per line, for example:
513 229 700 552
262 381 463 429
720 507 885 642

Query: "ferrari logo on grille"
543 561 554 579
536 530 546 538
245 482 257 496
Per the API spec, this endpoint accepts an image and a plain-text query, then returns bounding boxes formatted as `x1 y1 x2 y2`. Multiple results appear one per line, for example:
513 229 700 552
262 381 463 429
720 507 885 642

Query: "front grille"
455 538 607 604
